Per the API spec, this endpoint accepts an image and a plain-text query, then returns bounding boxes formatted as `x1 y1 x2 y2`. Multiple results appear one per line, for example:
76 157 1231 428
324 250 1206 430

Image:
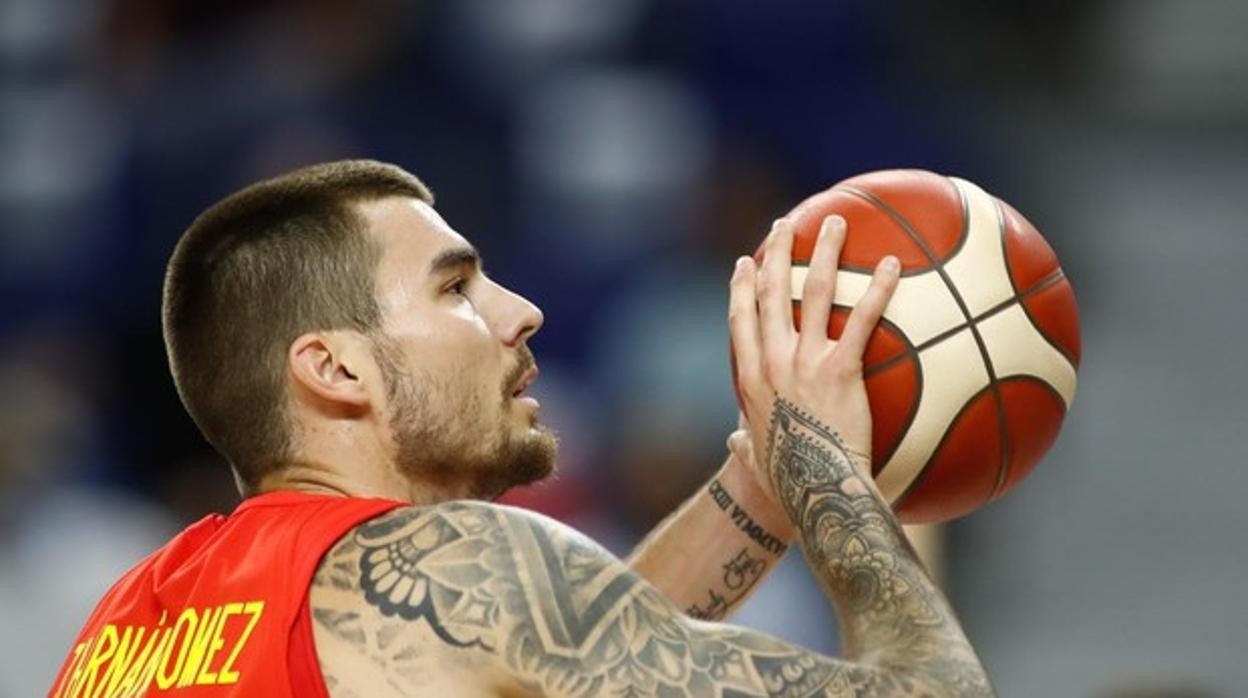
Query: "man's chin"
479 424 558 499
516 425 559 481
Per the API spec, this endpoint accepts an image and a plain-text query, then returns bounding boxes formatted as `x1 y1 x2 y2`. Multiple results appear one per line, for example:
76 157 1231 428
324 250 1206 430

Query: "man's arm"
722 214 991 692
310 215 991 696
311 499 986 697
625 435 795 621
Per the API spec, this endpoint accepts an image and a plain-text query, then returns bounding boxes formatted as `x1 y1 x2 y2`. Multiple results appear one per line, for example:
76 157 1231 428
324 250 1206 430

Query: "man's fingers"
726 429 752 460
798 215 845 355
837 255 901 360
758 218 796 356
728 256 763 390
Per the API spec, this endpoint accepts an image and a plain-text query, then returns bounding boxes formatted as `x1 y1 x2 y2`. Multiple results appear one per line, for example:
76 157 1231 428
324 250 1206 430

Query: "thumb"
727 429 753 461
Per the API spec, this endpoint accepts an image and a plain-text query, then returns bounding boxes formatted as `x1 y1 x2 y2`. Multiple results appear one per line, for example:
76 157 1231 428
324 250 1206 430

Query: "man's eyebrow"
428 246 481 275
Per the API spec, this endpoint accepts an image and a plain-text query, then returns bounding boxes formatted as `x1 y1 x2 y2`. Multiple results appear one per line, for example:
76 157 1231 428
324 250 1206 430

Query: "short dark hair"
162 159 433 490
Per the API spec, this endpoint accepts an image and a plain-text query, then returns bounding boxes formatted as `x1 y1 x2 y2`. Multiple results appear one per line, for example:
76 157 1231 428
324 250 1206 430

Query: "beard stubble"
372 336 557 500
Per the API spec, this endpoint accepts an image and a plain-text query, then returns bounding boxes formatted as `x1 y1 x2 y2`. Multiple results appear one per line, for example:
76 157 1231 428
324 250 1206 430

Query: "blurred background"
2 0 1245 695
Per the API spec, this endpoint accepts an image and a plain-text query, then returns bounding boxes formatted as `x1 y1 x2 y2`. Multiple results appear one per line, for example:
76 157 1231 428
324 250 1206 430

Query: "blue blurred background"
2 1 1246 695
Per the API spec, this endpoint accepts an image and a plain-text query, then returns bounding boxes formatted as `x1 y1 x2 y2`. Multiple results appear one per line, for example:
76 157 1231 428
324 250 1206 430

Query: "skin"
269 196 792 626
287 198 992 695
267 196 553 504
261 193 792 633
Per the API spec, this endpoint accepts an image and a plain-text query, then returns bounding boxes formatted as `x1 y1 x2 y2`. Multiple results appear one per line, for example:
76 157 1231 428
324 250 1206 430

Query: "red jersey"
48 491 404 698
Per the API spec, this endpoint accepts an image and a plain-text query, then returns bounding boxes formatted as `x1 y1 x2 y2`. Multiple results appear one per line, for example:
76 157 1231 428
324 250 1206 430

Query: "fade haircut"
162 159 433 491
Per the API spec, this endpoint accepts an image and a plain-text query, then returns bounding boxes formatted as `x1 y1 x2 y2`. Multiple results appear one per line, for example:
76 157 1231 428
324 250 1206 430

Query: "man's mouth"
511 366 539 398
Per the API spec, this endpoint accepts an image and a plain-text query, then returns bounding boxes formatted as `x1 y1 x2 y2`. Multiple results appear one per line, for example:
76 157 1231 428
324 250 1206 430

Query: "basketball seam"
857 267 1064 379
992 198 1081 370
841 183 1008 509
892 382 998 520
789 298 921 470
988 375 1069 502
831 180 973 264
984 195 1015 497
970 268 1065 328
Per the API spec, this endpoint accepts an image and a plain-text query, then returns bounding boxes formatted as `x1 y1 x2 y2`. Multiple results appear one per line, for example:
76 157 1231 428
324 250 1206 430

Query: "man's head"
163 160 555 499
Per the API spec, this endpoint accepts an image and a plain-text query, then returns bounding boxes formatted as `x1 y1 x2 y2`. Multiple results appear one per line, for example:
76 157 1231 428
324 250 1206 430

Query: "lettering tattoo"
707 478 789 556
309 398 991 696
687 547 768 621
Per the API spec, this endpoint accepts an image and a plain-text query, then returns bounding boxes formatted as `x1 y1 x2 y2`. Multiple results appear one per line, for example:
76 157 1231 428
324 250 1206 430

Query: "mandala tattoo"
763 398 993 696
310 399 993 696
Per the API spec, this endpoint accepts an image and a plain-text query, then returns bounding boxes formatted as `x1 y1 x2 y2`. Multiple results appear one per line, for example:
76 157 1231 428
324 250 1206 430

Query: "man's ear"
288 332 371 412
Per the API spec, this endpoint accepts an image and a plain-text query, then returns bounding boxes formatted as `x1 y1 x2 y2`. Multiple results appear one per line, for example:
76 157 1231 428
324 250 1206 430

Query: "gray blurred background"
1 1 1245 696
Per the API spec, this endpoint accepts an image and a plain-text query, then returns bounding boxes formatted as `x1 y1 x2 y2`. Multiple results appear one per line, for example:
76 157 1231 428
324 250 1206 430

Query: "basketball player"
50 161 992 697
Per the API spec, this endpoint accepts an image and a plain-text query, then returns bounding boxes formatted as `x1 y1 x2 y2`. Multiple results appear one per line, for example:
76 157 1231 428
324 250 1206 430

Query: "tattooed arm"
311 500 974 697
307 220 990 697
726 215 992 693
626 432 795 621
308 215 990 696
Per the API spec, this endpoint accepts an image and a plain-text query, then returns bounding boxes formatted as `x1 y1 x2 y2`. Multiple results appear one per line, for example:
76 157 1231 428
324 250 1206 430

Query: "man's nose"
496 285 543 347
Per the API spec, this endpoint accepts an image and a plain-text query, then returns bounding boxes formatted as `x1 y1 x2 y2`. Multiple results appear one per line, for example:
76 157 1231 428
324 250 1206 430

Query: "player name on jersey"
53 600 265 698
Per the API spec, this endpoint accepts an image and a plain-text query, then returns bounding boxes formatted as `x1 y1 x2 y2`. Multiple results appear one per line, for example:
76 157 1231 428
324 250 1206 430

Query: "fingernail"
883 256 900 273
734 257 748 273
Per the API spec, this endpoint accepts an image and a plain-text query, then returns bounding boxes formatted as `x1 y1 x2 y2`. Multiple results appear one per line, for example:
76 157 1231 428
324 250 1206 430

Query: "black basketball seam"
811 261 926 278
786 274 920 361
891 382 999 521
860 267 1065 379
793 192 1073 510
991 198 1081 370
865 324 965 378
971 268 1064 328
842 183 1006 511
788 293 919 470
1015 281 1080 369
987 375 1069 503
832 178 973 264
984 195 1014 497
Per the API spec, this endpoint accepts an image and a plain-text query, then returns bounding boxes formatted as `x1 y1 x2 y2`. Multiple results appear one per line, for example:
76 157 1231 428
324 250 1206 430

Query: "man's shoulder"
329 498 586 556
312 497 640 642
309 499 617 696
313 498 604 609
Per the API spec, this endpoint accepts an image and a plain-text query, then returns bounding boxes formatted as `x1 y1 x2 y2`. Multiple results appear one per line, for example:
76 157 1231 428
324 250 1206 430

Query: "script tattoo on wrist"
706 478 789 556
686 547 768 621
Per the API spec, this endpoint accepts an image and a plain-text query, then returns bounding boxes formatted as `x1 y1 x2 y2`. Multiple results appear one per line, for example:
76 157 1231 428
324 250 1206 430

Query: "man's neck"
254 461 466 506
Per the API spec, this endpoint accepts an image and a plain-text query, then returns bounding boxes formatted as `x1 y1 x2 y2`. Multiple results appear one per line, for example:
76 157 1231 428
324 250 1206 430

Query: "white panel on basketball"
874 329 992 503
976 304 1078 407
942 178 1016 317
790 266 964 346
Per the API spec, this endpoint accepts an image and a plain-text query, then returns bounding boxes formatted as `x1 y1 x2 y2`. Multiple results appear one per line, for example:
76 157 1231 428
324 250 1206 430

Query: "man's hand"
309 214 992 697
729 215 899 492
726 213 992 694
725 413 797 543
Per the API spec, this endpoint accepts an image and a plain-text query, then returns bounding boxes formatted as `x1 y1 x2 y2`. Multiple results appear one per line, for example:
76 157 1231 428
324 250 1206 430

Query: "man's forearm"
626 452 793 621
768 398 992 693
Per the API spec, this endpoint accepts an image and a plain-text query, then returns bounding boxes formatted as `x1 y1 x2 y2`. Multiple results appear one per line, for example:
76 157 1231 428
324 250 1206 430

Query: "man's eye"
447 278 468 296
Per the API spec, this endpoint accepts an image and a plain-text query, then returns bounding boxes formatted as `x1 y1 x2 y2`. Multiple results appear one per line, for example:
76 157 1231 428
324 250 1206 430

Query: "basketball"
753 170 1081 523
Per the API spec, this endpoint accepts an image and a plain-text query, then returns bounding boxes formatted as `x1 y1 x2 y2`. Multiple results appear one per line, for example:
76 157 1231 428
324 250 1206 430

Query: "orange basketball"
753 170 1081 523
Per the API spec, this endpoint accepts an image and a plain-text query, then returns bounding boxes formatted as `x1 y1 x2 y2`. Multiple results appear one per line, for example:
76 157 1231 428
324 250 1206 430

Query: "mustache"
503 345 537 396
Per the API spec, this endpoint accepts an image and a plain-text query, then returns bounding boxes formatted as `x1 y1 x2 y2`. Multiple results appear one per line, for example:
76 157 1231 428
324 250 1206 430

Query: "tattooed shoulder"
311 500 971 697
